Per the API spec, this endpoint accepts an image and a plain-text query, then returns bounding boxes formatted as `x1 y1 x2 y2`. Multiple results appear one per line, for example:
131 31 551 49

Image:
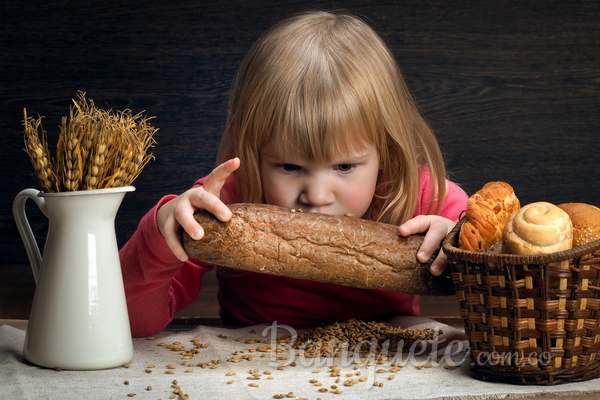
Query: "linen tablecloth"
2 317 600 400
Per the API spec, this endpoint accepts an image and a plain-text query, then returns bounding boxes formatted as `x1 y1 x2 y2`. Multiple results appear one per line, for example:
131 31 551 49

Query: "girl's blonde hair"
217 10 447 225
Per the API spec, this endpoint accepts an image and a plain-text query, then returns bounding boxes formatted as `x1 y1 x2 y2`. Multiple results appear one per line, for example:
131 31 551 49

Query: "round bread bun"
503 201 573 255
557 202 600 247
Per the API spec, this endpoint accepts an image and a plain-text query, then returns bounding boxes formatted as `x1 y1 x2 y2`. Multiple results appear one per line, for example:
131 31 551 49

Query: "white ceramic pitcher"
13 186 135 370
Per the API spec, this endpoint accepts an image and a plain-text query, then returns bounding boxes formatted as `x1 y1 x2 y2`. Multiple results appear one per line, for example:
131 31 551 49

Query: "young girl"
120 10 467 337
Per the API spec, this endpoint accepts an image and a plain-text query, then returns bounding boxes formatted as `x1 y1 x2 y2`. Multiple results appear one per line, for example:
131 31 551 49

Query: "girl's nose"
299 178 335 209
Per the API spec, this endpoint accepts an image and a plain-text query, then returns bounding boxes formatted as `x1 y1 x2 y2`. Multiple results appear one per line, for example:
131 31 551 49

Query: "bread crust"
557 202 600 247
182 203 455 295
458 181 520 251
502 201 573 255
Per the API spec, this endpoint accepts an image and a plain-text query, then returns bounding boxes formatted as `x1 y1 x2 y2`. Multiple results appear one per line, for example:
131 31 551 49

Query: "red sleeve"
119 195 213 337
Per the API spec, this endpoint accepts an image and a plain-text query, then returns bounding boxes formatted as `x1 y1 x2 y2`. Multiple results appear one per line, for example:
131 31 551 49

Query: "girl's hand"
157 157 241 261
398 215 456 276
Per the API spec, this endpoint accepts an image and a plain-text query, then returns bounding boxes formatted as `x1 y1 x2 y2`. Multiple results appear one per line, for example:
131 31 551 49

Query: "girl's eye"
336 164 354 172
280 164 301 172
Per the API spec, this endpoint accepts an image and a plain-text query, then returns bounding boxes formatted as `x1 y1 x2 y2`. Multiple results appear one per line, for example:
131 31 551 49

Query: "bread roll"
557 202 600 247
502 202 573 255
182 203 455 296
458 181 520 251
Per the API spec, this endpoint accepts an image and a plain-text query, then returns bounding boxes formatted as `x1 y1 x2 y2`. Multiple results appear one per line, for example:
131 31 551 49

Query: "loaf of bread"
557 202 600 247
458 181 521 251
502 201 573 255
182 203 455 296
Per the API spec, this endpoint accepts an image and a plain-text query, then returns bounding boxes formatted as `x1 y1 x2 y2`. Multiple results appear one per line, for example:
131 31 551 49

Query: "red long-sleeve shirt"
120 170 467 337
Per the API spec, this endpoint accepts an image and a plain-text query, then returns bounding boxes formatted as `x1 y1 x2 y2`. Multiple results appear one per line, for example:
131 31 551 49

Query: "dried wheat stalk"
23 92 157 192
59 109 83 191
23 110 57 192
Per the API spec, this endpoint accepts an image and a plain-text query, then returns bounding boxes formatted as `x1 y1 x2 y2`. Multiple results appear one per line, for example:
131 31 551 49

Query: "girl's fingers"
173 200 206 240
398 215 454 274
398 216 433 262
398 215 429 236
157 158 240 262
415 221 448 262
166 190 232 261
201 157 240 196
187 188 232 222
162 216 193 262
429 250 448 276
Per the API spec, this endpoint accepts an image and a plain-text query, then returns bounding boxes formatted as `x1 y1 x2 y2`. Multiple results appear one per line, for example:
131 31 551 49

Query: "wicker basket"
442 217 600 385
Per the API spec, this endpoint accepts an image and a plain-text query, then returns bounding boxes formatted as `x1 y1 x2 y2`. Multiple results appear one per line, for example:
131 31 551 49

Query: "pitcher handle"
12 189 48 284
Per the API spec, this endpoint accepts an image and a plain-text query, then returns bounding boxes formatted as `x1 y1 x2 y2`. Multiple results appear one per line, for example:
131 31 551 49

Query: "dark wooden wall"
2 1 600 272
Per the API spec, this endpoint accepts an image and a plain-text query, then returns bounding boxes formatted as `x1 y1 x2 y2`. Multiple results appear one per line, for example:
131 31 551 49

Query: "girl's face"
259 141 380 218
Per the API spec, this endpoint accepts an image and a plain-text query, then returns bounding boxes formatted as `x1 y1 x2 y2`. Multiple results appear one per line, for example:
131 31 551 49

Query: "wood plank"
419 295 461 319
0 262 465 322
3 0 600 263
173 268 220 320
0 319 28 330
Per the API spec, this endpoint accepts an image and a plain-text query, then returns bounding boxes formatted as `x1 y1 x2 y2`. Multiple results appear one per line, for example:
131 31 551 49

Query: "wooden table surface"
0 263 465 322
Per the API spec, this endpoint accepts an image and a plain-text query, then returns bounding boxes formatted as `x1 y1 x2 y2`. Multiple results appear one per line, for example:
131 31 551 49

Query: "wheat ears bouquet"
22 92 157 192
